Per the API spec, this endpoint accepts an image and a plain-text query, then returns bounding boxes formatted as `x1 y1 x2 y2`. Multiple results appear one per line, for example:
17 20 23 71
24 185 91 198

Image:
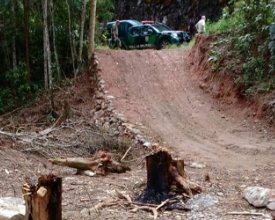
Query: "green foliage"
0 63 31 113
269 23 275 73
207 0 275 95
95 0 114 45
208 46 221 71
207 11 234 34
0 0 116 114
47 114 56 123
243 57 265 82
96 0 115 22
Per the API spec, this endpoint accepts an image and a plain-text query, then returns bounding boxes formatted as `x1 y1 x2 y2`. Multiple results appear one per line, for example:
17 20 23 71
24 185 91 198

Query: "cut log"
49 151 131 176
22 174 62 220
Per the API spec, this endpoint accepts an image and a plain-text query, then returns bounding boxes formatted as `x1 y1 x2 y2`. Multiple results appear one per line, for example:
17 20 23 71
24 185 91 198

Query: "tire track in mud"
96 48 275 170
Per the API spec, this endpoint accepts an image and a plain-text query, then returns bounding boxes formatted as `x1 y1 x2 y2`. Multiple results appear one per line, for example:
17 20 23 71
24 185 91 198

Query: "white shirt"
195 19 206 33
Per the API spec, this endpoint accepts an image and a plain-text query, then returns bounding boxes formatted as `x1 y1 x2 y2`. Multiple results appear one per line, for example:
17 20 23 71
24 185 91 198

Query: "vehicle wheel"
108 41 114 49
159 39 170 49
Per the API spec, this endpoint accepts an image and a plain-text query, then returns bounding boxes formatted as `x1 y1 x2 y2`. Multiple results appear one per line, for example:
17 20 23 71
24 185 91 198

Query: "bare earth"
0 37 275 219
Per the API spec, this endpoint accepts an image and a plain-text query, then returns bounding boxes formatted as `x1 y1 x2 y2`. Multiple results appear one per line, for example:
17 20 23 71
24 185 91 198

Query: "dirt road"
96 48 275 171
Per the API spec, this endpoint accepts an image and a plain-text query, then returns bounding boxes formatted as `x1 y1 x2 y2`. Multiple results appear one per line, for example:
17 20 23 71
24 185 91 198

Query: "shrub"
207 0 275 95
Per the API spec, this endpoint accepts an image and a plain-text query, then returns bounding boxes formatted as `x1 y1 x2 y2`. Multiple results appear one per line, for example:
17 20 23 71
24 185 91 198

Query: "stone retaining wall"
89 56 152 149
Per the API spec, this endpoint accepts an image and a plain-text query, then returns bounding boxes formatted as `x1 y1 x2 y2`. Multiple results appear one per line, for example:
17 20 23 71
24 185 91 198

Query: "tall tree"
23 0 31 88
42 0 52 91
49 0 61 82
88 0 97 59
11 0 17 71
78 0 89 63
66 0 76 76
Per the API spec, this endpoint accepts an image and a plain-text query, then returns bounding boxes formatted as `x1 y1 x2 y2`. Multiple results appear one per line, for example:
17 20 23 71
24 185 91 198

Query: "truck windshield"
152 24 171 32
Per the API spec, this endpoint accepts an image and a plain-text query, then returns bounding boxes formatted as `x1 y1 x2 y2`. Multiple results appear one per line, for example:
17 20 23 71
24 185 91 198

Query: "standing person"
195 15 206 34
111 20 122 48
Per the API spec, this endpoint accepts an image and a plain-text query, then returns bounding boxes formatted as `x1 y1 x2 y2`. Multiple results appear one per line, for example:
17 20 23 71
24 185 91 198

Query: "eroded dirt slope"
96 47 275 171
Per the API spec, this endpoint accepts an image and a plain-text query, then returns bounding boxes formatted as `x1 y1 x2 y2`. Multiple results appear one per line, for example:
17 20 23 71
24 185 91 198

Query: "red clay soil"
96 38 275 171
0 36 275 219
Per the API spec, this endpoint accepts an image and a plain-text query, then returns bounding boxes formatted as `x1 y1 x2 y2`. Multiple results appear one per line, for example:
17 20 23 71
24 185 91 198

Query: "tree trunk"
42 0 54 109
23 0 31 89
42 0 49 90
45 5 53 108
11 0 17 71
23 174 62 220
88 0 97 60
136 150 171 204
78 0 88 63
66 0 76 77
49 0 61 82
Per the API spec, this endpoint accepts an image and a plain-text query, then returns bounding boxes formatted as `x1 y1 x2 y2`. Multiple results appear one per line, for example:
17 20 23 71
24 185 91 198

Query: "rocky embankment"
89 55 154 149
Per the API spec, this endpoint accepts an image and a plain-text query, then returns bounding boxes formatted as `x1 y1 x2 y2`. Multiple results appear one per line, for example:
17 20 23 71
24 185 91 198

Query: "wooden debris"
93 201 119 211
120 146 132 162
22 174 62 220
115 189 166 219
49 150 131 176
226 211 272 218
91 145 199 217
51 100 72 128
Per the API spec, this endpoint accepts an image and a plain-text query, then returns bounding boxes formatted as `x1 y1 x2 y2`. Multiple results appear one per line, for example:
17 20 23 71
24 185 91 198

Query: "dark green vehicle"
106 20 142 49
106 20 185 50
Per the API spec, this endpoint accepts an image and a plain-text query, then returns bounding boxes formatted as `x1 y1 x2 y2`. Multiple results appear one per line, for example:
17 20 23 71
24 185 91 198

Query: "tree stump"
135 146 204 204
22 174 62 220
136 149 172 204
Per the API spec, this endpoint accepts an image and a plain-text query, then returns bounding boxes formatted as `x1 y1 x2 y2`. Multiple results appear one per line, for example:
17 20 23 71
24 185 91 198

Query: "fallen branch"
131 205 158 219
115 189 168 219
156 199 169 210
115 189 132 203
120 146 132 162
226 211 271 218
92 201 119 211
0 107 22 118
133 202 159 207
0 100 76 142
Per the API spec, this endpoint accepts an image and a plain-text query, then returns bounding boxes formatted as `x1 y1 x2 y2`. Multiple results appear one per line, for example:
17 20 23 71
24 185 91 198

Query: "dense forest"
0 0 274 114
0 0 114 113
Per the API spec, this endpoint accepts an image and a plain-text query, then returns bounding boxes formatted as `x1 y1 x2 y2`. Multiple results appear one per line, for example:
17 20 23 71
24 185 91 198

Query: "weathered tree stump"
22 174 62 220
136 149 172 204
136 145 204 204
